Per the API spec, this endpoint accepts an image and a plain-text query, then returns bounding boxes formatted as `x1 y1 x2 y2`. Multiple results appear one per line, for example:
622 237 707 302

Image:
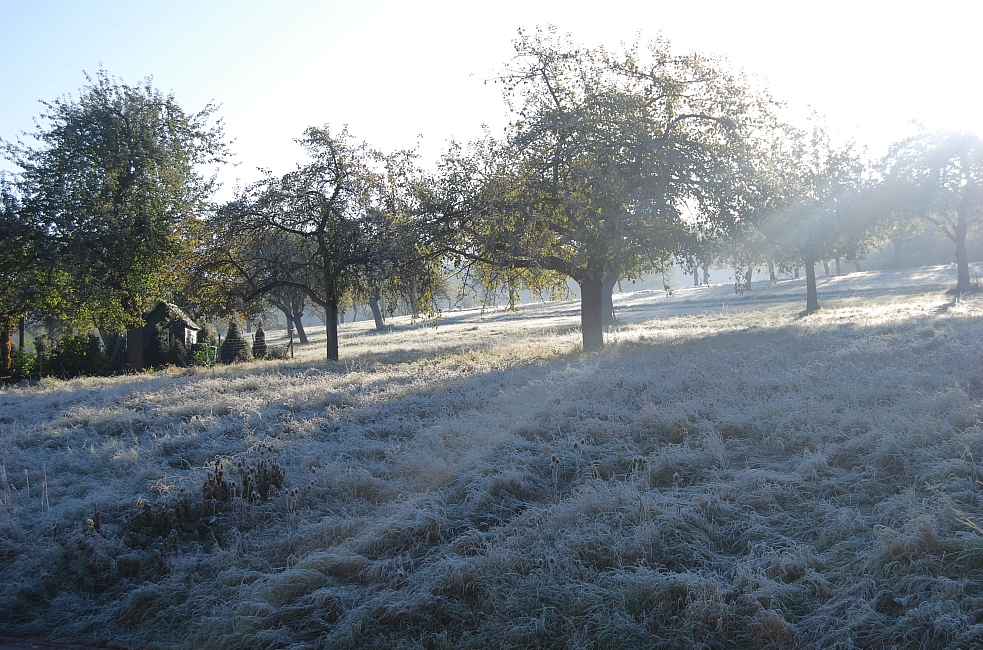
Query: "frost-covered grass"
2 265 983 649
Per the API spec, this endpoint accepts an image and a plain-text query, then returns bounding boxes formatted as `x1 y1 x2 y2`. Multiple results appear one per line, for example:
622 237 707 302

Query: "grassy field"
2 266 983 649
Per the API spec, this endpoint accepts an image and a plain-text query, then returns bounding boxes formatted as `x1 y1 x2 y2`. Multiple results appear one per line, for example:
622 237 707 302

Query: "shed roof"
146 302 200 330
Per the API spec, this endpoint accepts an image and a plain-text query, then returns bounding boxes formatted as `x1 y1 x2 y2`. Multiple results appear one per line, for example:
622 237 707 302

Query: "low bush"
8 347 35 379
49 333 109 377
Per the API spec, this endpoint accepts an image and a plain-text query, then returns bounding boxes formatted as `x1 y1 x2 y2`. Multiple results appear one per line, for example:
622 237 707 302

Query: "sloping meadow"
2 290 983 649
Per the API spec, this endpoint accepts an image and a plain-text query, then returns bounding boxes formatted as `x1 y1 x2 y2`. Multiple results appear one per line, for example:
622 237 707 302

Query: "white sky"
2 0 981 196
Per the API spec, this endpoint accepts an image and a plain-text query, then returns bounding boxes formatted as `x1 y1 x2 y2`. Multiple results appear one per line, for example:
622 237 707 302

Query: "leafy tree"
199 220 316 343
883 130 982 294
739 119 872 313
0 178 61 372
434 28 774 351
4 70 227 370
270 286 311 343
221 127 441 361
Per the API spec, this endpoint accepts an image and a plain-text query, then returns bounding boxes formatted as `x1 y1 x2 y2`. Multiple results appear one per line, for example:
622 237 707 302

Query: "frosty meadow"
2 265 983 649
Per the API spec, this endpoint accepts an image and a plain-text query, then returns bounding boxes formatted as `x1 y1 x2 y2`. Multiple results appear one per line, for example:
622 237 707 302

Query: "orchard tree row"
2 28 981 373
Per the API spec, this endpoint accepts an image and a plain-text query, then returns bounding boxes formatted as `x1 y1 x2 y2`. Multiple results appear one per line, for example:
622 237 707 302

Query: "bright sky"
2 0 981 195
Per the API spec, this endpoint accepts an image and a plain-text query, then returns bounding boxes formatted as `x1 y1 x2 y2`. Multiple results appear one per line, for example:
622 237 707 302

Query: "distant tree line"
2 28 980 376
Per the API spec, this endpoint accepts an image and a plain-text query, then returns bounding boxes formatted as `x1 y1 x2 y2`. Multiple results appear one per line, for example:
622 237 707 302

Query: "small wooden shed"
143 302 200 365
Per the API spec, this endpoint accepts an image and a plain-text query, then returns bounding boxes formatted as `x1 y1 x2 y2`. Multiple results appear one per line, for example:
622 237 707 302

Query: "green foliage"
437 28 776 350
253 324 267 359
6 346 35 380
48 332 109 377
107 334 127 371
219 318 251 364
145 322 171 368
0 180 59 325
883 129 983 293
5 69 228 332
197 325 218 348
190 325 218 366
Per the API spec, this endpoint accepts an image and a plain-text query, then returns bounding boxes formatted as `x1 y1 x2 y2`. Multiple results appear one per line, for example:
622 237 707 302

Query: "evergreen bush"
197 326 218 348
253 324 267 359
220 318 251 364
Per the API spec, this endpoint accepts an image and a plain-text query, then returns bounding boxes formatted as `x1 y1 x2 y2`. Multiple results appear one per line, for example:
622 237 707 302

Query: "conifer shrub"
220 318 251 364
172 336 188 367
253 323 267 359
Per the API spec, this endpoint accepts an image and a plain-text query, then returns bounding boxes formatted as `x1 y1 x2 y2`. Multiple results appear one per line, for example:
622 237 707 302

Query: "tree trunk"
703 266 710 286
822 260 830 276
369 290 385 331
601 269 619 326
292 313 309 344
805 260 820 314
693 269 700 287
835 258 841 275
744 267 753 287
794 266 800 279
325 297 339 361
0 320 12 374
955 221 971 293
579 274 604 352
768 262 776 281
126 325 144 371
854 260 862 272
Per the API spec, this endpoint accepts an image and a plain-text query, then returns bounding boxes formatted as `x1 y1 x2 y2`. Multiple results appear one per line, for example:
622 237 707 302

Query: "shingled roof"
145 302 200 330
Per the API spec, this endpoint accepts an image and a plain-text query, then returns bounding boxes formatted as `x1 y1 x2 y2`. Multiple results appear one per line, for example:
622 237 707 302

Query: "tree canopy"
883 129 982 294
217 126 442 361
4 70 227 369
434 28 776 351
740 120 872 312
